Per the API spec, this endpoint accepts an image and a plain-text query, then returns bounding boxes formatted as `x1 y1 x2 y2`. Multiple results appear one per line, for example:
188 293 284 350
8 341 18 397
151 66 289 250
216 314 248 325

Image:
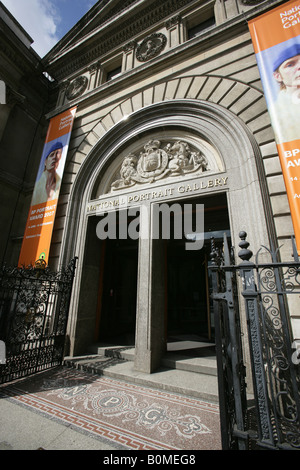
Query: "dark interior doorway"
97 236 138 345
96 193 230 352
165 193 230 351
166 239 208 339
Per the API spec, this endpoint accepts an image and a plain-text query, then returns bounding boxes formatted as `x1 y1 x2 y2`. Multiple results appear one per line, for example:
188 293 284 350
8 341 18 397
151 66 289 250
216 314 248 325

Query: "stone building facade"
0 2 55 266
1 0 299 374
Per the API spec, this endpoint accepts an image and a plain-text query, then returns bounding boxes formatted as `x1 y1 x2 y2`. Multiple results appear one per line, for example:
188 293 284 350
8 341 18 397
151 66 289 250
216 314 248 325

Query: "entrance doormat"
0 367 221 450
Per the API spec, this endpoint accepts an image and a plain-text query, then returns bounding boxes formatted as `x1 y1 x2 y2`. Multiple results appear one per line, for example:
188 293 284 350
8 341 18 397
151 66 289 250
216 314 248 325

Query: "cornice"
0 29 40 79
45 0 195 81
43 0 136 59
46 13 252 119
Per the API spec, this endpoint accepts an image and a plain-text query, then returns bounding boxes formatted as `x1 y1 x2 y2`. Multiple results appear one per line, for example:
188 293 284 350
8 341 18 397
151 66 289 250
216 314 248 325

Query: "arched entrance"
60 99 270 373
93 191 230 348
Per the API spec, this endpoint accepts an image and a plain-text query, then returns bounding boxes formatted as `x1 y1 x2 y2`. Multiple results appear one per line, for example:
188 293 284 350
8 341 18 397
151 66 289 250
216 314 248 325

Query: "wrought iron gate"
0 258 77 384
210 232 300 450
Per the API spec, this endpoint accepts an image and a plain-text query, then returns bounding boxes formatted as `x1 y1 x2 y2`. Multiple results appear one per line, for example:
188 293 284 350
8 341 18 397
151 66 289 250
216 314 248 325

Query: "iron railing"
210 232 300 450
0 258 77 384
209 236 248 450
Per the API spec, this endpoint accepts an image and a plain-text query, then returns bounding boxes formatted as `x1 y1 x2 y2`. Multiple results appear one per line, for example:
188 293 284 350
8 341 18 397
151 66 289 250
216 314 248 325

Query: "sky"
2 0 99 57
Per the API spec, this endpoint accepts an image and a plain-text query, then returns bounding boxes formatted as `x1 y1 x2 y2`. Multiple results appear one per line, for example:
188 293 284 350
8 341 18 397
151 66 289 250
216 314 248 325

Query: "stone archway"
67 75 269 163
60 99 270 370
59 74 275 261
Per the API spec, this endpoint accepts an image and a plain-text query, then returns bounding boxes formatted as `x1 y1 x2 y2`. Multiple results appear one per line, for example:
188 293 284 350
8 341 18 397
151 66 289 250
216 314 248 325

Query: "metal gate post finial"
34 258 47 278
34 258 47 270
238 232 253 263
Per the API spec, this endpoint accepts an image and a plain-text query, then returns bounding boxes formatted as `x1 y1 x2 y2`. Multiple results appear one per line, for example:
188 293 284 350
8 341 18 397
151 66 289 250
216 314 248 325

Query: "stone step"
88 341 218 376
64 340 219 402
162 353 217 376
63 354 219 402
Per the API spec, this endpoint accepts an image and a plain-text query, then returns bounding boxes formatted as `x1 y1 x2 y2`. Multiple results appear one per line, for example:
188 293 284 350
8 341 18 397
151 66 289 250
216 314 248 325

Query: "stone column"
56 80 69 107
165 15 183 48
88 62 101 90
134 203 166 373
122 41 137 72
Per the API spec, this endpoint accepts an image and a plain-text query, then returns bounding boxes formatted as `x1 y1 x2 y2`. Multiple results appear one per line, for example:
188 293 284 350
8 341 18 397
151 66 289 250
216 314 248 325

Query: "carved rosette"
66 76 88 100
136 33 167 62
111 139 209 191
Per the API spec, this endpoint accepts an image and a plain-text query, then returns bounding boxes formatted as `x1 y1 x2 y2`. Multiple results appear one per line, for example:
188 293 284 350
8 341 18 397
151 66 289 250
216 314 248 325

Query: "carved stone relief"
111 139 209 191
136 33 167 62
66 75 88 100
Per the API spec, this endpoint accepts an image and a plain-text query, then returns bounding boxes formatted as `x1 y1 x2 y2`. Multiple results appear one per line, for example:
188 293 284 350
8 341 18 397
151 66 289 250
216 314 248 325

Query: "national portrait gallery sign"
86 174 229 214
87 174 229 251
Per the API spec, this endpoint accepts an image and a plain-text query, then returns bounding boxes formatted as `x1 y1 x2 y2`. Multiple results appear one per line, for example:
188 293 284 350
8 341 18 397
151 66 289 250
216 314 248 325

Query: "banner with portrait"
18 106 77 267
249 0 300 252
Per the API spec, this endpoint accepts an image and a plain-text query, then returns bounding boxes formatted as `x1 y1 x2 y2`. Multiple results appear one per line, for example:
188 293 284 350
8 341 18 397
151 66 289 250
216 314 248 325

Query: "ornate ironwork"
0 258 77 384
209 234 248 450
210 231 300 450
245 237 300 449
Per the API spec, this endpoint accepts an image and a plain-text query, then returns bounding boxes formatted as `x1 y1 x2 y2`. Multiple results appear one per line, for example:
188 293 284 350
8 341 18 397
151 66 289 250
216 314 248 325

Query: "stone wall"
50 28 292 268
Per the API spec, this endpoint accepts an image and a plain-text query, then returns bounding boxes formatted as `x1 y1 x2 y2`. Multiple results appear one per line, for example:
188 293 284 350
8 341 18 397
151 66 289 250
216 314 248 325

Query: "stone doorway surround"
59 99 270 373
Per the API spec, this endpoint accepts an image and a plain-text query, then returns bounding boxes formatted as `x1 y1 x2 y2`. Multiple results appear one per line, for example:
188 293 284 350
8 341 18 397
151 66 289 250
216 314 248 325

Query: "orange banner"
249 1 300 252
249 2 300 53
18 106 77 267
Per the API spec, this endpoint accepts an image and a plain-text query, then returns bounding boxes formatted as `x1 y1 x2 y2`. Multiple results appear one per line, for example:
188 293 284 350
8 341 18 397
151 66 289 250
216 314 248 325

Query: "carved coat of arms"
136 33 167 62
66 76 88 100
137 140 168 179
111 139 208 191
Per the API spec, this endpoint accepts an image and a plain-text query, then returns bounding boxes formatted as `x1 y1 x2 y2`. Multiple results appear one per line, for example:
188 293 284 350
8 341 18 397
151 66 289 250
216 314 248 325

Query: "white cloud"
2 0 61 56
